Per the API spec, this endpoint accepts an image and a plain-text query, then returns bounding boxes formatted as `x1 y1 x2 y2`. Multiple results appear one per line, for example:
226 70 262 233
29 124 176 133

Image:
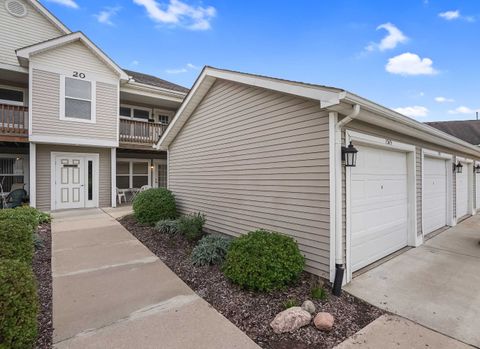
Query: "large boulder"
270 307 312 334
313 312 334 331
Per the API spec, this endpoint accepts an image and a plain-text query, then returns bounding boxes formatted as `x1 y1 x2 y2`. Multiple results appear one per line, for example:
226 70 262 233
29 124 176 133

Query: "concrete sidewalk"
52 208 259 349
345 215 480 348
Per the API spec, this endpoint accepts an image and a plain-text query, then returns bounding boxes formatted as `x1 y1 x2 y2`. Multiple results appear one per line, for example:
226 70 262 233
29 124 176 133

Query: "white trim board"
344 130 418 283
328 111 337 283
29 135 118 148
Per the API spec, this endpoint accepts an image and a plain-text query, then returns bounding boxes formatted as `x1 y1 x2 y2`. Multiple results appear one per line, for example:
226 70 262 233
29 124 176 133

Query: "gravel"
120 216 384 349
33 223 53 349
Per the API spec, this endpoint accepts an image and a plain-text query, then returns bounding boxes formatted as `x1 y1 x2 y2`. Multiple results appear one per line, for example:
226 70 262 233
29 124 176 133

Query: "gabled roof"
28 0 71 34
426 120 480 145
124 69 189 93
156 66 480 158
16 32 129 80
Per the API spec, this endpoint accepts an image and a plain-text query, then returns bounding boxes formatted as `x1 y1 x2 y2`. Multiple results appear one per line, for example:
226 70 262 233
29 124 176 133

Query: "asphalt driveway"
345 214 480 347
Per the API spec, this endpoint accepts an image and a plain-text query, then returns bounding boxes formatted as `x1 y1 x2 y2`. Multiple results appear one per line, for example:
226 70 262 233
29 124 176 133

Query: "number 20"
73 71 86 79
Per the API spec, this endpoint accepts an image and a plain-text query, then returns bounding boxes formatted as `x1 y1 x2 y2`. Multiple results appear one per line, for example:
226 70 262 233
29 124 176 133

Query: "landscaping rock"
301 300 316 314
270 307 312 334
314 312 334 331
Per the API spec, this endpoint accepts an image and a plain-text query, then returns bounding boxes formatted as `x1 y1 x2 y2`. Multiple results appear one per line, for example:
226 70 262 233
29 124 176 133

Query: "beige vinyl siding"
168 79 331 277
31 41 118 83
31 69 118 142
0 0 63 67
343 119 479 243
36 144 111 211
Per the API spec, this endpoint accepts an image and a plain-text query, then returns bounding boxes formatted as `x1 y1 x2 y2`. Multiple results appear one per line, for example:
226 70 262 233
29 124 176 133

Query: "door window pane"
87 160 93 201
157 164 167 188
65 98 91 119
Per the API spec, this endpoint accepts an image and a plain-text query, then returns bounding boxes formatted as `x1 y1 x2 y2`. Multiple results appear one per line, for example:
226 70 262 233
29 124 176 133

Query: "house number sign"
72 71 86 79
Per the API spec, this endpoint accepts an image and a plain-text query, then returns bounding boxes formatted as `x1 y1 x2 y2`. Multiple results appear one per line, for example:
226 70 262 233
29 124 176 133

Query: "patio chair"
10 183 24 191
139 185 151 192
3 189 27 209
117 187 127 205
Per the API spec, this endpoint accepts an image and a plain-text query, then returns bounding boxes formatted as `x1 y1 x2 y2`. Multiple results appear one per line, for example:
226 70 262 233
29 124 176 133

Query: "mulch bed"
120 215 384 349
33 223 53 349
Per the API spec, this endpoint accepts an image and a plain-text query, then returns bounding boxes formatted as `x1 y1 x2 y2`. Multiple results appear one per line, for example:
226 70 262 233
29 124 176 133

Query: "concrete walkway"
52 208 259 349
345 215 480 348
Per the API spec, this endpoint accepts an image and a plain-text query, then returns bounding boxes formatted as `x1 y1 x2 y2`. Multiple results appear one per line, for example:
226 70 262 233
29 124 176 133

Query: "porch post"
111 147 116 207
29 143 36 208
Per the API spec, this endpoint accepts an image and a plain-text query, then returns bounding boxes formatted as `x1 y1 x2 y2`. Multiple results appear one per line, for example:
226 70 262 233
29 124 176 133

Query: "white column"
111 147 116 208
29 143 36 207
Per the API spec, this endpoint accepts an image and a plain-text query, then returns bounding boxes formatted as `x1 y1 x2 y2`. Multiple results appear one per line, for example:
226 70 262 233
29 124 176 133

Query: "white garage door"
456 165 469 219
350 145 409 272
423 157 447 235
476 169 480 210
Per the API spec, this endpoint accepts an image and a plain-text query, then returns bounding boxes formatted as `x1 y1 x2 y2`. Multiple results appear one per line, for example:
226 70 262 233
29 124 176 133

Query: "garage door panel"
350 144 409 272
423 156 448 235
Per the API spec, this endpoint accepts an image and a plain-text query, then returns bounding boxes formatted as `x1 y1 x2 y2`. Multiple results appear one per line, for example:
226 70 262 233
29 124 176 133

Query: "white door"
153 160 168 188
423 157 447 234
350 145 409 272
55 156 85 210
456 165 469 219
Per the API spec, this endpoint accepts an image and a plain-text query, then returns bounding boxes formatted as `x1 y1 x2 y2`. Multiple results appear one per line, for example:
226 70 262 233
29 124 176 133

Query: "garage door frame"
455 156 474 223
421 149 454 236
345 130 418 283
476 160 480 212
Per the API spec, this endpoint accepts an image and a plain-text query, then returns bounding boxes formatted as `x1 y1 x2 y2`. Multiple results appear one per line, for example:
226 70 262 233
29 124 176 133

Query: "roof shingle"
426 120 480 145
124 69 189 93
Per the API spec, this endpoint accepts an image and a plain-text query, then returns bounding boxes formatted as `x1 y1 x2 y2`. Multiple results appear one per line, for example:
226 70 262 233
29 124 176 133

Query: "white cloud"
166 62 199 74
386 52 437 76
435 96 454 103
95 6 121 26
366 23 408 52
133 0 216 30
46 0 79 9
439 10 475 22
393 106 429 118
448 106 480 115
131 60 140 66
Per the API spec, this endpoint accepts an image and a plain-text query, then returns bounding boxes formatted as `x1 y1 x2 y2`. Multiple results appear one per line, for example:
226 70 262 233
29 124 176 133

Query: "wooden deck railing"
119 119 167 144
0 104 28 138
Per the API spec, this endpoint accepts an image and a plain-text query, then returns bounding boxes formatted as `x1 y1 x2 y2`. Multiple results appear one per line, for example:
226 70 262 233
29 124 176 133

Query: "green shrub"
191 235 231 266
155 219 180 235
0 219 34 264
282 298 299 310
311 285 328 301
0 206 50 232
176 212 205 241
222 230 305 292
0 259 38 349
133 188 177 225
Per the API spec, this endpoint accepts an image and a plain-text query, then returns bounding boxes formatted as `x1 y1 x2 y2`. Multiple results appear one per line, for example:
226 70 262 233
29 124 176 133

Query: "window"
0 86 24 106
61 76 95 122
157 163 167 188
87 160 93 201
0 157 24 192
157 115 170 125
116 160 150 189
119 105 151 121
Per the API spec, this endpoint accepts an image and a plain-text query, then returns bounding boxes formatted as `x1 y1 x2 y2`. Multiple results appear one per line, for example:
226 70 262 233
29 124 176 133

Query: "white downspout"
333 104 360 296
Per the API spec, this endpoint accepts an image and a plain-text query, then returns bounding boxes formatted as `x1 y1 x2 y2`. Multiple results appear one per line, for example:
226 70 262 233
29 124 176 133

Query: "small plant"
311 285 328 301
176 212 206 241
133 188 177 225
191 235 231 266
222 229 305 292
0 219 34 264
0 206 49 231
282 298 299 309
0 259 38 349
155 219 179 235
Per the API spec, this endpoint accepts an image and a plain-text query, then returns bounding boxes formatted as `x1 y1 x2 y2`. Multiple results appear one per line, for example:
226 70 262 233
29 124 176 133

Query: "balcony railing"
119 118 167 145
0 104 28 139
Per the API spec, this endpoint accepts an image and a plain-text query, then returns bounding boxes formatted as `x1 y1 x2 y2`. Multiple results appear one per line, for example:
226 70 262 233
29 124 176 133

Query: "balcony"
0 104 29 142
119 118 167 147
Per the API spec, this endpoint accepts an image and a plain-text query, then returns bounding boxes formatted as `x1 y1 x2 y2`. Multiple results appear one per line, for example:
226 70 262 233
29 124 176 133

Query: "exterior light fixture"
475 164 480 174
453 161 463 173
342 141 358 167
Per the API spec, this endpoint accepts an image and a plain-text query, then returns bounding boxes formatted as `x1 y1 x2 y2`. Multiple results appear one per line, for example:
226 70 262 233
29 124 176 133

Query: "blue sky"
43 0 479 121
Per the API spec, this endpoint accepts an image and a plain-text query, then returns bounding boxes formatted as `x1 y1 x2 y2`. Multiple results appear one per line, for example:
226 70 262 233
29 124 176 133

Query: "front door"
153 160 168 188
55 156 85 210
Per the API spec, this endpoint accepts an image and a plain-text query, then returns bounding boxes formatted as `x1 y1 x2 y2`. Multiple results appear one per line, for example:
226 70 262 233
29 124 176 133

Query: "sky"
42 0 480 122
